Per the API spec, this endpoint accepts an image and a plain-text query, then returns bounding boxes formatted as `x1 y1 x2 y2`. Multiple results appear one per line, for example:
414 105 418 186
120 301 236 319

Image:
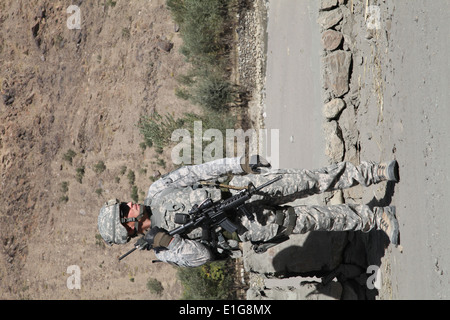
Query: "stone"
338 106 360 163
317 8 343 30
322 50 352 97
320 0 338 11
323 98 346 120
323 120 345 162
247 280 343 300
157 39 173 52
321 29 343 51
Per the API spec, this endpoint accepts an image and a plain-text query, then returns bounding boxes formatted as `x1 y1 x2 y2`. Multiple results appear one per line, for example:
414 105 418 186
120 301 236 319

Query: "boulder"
322 50 352 97
321 29 343 51
323 98 346 120
317 8 343 30
320 0 338 11
323 120 345 162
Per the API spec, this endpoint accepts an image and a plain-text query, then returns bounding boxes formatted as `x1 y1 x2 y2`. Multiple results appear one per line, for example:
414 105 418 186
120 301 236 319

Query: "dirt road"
356 0 450 299
264 0 326 170
264 0 450 299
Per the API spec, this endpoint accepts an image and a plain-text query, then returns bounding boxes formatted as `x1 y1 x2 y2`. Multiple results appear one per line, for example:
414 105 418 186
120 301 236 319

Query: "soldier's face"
120 202 140 235
123 202 151 235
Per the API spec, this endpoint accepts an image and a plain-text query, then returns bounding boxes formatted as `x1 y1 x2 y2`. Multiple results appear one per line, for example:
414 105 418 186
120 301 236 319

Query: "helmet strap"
120 205 145 235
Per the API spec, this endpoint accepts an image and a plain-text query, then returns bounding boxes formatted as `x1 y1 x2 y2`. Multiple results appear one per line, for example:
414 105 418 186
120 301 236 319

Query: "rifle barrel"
118 247 137 261
255 175 282 191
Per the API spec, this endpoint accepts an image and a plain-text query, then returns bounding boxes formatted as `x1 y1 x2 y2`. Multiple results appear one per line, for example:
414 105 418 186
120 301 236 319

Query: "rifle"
118 175 282 261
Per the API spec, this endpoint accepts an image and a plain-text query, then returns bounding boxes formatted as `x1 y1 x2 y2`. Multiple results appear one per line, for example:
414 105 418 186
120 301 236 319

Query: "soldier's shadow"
271 181 398 300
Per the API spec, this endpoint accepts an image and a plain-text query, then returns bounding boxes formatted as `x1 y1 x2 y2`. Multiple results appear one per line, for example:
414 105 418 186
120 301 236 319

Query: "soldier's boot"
376 206 400 245
376 160 400 182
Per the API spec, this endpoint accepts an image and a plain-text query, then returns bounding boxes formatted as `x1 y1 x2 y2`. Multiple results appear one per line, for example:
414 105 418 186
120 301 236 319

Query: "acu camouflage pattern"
145 159 388 267
230 161 385 242
144 157 243 267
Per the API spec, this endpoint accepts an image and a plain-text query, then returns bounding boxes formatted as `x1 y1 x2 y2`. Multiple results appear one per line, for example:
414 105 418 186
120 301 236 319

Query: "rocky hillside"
0 0 198 299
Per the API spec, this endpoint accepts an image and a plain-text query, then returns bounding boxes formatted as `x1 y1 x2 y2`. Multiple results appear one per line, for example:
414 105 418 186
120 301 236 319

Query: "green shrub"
130 185 139 203
60 181 69 193
127 170 135 186
138 112 184 151
76 166 85 183
146 278 164 295
167 0 238 112
191 72 233 111
176 261 234 300
93 161 106 174
167 0 229 64
139 110 235 165
63 149 76 165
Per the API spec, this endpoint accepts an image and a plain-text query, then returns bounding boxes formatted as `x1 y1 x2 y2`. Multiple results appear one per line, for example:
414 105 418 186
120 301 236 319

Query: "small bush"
76 166 85 183
167 0 239 112
127 170 135 186
191 71 233 111
146 278 164 295
130 185 138 203
138 112 185 151
93 161 106 174
95 233 105 247
105 0 116 7
177 261 233 300
63 149 76 165
60 181 69 193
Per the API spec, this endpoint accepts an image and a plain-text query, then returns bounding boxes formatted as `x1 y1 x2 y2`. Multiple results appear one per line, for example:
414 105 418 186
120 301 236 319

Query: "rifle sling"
275 207 296 236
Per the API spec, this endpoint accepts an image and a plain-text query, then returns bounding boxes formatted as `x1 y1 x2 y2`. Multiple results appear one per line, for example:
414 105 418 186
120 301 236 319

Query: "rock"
157 39 173 52
247 280 342 300
317 8 343 30
320 0 338 11
323 120 345 162
323 98 346 120
338 106 359 163
2 89 15 106
321 29 343 51
322 50 352 97
152 170 161 179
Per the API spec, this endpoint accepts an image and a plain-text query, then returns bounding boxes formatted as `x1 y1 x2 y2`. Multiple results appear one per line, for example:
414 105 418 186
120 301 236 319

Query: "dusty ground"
352 0 450 299
0 0 198 299
260 0 450 300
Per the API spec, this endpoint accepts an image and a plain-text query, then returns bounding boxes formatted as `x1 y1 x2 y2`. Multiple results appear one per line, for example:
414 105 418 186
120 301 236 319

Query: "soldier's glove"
142 227 173 249
240 154 271 174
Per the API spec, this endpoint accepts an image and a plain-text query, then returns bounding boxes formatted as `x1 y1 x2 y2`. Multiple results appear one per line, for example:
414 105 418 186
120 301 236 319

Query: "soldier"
98 156 400 267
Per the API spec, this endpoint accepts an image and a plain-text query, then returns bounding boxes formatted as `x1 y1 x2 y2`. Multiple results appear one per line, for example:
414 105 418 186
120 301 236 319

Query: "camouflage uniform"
145 157 243 267
229 161 384 242
145 158 388 267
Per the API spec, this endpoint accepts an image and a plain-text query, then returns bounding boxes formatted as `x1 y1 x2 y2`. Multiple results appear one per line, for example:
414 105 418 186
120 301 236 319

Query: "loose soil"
0 0 201 299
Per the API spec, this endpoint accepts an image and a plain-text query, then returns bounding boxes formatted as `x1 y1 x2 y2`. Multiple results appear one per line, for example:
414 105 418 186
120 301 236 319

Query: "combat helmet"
98 199 145 245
